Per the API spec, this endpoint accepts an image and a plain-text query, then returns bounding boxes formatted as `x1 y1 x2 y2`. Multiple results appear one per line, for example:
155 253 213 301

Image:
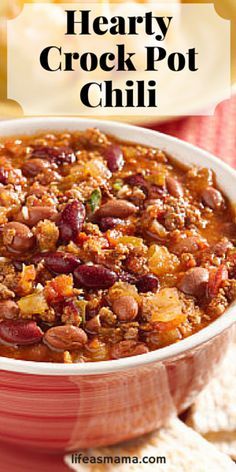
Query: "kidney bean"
74 264 117 289
110 340 149 359
31 145 76 166
172 236 208 256
16 206 58 227
125 173 147 188
178 267 209 298
22 158 49 177
58 200 85 243
44 251 81 274
136 274 159 293
12 261 23 271
0 300 19 320
166 176 184 198
119 272 137 284
104 144 124 172
0 168 8 185
3 222 35 253
99 217 123 232
85 315 101 334
148 184 166 199
43 325 88 351
95 199 137 220
202 187 224 210
30 252 46 265
112 295 138 321
0 320 43 346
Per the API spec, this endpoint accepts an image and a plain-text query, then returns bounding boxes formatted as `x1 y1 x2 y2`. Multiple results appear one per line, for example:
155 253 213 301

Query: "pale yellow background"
6 3 231 116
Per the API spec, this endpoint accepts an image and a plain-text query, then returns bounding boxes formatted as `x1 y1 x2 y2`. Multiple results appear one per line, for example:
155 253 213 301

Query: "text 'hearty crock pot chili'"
0 128 235 363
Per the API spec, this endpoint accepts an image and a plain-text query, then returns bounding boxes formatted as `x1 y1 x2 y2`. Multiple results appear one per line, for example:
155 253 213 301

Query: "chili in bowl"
0 118 235 452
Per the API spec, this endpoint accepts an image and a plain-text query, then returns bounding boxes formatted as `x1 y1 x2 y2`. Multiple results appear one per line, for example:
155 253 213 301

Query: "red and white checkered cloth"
147 95 236 168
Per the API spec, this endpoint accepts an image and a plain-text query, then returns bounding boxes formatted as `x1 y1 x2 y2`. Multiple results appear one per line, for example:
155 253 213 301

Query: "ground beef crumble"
0 128 235 363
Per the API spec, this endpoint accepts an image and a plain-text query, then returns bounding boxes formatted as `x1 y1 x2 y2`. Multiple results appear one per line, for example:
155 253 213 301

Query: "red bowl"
0 118 236 452
0 328 234 453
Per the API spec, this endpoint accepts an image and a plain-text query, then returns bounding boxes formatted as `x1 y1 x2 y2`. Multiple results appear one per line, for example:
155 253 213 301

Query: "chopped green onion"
113 179 123 191
88 188 102 213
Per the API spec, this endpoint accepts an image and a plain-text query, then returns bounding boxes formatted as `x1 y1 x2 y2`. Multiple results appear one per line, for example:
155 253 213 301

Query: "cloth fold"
186 343 236 459
65 417 236 471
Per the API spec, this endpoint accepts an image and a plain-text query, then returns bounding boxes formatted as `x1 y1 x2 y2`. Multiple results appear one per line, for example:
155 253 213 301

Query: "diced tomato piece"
207 264 228 299
17 265 36 296
185 258 196 270
44 275 74 304
105 229 122 247
153 314 187 332
77 232 89 245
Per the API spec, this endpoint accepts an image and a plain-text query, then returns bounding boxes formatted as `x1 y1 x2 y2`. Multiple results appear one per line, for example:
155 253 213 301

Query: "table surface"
150 94 236 168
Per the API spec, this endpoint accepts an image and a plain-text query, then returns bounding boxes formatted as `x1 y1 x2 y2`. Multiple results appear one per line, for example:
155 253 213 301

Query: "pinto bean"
43 325 88 351
0 300 19 320
178 267 209 298
2 222 35 253
22 158 49 177
110 340 149 359
172 236 208 256
202 187 224 210
16 206 58 227
85 315 101 334
95 199 137 220
112 296 139 322
166 176 183 198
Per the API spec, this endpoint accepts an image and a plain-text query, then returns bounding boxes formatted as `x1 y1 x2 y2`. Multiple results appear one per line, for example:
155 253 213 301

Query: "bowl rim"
0 116 236 376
